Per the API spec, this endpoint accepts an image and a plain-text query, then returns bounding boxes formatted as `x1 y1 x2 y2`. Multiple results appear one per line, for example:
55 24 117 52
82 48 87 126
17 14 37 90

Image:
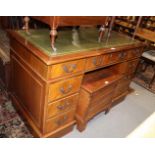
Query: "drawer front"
90 91 113 108
45 110 75 133
91 83 116 103
128 48 142 59
108 51 128 64
87 94 112 120
115 59 139 75
48 75 83 102
85 54 109 71
113 76 131 98
47 94 79 118
127 59 139 75
49 59 85 79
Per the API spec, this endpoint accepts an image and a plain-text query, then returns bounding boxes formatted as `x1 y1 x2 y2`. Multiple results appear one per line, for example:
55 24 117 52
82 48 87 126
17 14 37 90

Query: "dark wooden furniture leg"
50 28 57 53
24 16 30 34
98 25 105 42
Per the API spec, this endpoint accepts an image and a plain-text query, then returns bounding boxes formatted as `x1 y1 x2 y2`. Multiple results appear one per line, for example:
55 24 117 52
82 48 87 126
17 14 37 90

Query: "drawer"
108 51 128 64
113 75 131 98
128 48 142 59
85 54 109 71
87 94 112 120
45 110 75 133
48 75 83 102
91 82 116 103
127 59 139 75
114 59 139 75
47 94 79 118
48 59 85 79
90 91 113 108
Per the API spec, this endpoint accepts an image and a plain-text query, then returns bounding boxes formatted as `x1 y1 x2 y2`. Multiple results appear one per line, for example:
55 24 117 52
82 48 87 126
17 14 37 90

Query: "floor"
64 82 155 138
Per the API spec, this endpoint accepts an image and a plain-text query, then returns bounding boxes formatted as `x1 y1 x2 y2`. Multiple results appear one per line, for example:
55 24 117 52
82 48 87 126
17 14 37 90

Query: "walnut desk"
8 28 144 137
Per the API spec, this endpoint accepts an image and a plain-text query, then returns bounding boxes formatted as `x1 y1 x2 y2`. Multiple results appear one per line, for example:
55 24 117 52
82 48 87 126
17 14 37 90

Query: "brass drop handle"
124 76 128 80
57 102 70 110
129 63 133 68
60 84 72 94
109 53 113 59
93 57 102 66
56 116 68 126
118 52 126 59
133 49 140 56
63 64 77 73
129 63 135 68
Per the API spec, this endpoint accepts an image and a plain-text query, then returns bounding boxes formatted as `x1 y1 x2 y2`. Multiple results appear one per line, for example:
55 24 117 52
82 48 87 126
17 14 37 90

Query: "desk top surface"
16 28 140 57
9 28 144 65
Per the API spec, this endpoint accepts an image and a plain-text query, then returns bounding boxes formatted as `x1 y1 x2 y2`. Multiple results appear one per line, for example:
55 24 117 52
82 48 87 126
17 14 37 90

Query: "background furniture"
26 16 108 52
133 17 155 89
140 50 155 88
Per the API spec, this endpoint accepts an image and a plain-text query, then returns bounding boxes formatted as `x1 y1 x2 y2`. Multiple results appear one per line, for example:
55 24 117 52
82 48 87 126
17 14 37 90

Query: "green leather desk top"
17 28 140 57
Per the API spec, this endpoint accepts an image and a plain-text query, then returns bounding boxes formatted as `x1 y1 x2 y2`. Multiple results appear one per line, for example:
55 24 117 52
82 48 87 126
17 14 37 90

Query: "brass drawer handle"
93 57 102 66
109 53 113 59
57 102 70 110
129 63 133 68
124 76 130 80
118 52 126 59
60 84 72 94
63 64 77 73
133 50 140 56
55 116 68 126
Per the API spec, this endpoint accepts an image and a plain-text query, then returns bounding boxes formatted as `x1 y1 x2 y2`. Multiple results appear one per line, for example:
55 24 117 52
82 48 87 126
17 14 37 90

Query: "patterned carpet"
0 86 33 138
133 65 155 94
0 29 33 138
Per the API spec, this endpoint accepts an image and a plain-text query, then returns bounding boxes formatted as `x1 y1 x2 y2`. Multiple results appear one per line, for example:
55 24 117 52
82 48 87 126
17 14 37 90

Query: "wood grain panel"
11 55 44 128
11 39 48 80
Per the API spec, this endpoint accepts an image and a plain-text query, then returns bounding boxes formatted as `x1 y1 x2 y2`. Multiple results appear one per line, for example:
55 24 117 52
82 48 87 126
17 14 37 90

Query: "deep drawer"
48 75 82 102
45 110 75 133
90 92 113 109
47 94 78 118
87 94 112 120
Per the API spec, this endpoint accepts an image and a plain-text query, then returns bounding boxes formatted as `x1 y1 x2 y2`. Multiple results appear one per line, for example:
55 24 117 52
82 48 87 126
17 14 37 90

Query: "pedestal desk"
8 28 144 137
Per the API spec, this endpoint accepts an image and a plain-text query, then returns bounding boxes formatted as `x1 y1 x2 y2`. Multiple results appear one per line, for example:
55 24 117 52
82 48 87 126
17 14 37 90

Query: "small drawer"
85 54 109 71
87 94 112 120
48 59 85 79
47 94 79 118
48 75 83 102
128 48 142 59
90 91 113 108
114 59 139 75
113 75 131 98
108 51 128 64
91 82 116 104
45 110 75 133
127 59 139 75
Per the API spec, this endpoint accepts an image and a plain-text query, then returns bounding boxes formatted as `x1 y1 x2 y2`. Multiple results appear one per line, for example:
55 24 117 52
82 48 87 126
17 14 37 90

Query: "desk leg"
50 29 57 53
77 122 87 132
